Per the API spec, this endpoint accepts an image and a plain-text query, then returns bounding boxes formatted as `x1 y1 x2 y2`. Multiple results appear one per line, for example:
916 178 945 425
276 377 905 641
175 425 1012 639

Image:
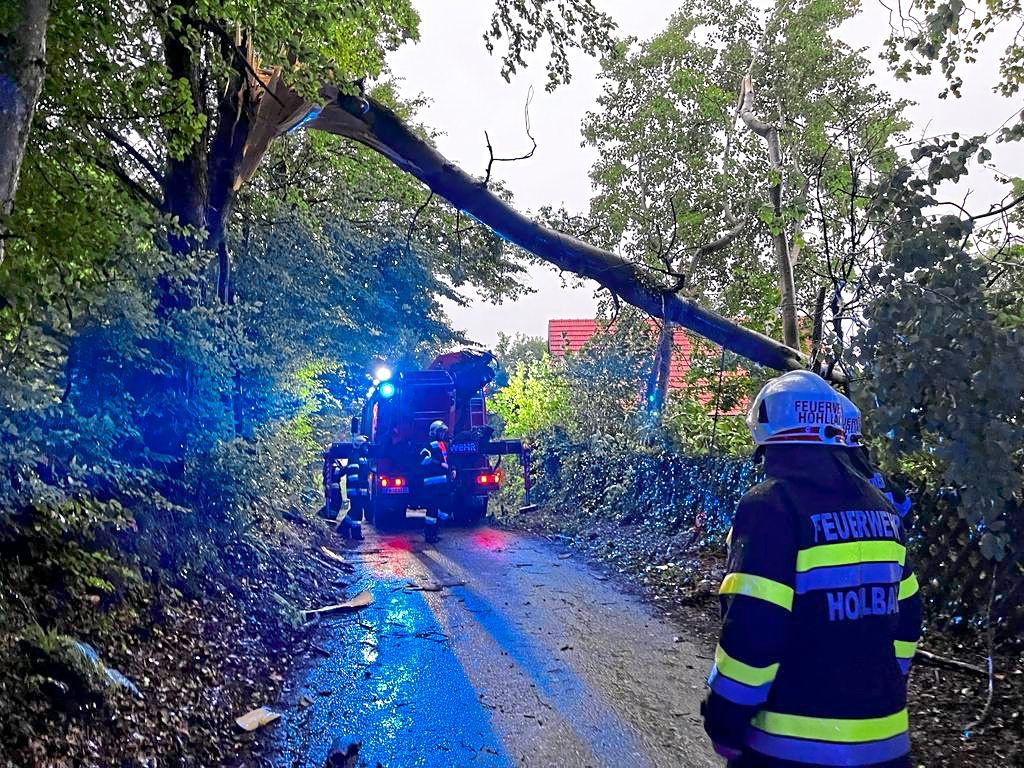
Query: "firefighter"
337 435 370 541
702 371 923 767
321 439 348 521
839 393 913 520
420 420 453 543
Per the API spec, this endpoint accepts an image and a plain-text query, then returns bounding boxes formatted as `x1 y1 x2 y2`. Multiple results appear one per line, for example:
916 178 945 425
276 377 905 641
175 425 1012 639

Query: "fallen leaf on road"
303 590 374 620
298 696 313 709
235 707 280 731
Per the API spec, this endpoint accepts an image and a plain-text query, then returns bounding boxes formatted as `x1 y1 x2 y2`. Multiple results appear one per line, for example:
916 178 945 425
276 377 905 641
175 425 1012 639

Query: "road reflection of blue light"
274 568 511 768
413 550 651 766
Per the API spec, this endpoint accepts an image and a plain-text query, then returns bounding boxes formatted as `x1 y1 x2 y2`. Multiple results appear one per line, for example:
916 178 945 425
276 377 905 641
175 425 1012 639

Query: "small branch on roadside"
483 87 537 187
914 648 991 678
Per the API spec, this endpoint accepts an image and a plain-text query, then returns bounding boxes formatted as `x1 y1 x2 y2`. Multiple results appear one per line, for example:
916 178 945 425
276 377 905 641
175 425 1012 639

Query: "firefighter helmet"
428 420 448 440
352 434 369 453
837 393 863 447
746 370 846 446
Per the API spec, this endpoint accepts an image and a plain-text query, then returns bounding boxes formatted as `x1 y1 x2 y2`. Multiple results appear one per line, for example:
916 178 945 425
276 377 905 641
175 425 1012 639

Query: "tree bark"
738 75 801 352
301 87 813 375
0 0 50 266
646 320 673 414
645 320 674 414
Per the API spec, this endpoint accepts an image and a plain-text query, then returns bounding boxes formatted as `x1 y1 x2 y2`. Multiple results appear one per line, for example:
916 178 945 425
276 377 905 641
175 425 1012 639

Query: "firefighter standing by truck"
321 435 369 541
338 435 371 541
702 371 922 767
419 420 453 543
321 438 348 521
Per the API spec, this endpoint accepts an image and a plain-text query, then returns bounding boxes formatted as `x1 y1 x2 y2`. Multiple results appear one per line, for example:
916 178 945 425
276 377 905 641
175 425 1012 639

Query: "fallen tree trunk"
292 87 811 374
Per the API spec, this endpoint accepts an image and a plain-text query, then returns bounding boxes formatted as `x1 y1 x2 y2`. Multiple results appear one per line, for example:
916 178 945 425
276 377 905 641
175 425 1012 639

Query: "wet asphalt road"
272 517 718 768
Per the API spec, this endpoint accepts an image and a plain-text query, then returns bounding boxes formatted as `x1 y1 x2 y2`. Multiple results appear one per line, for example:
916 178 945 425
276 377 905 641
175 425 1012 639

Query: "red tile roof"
548 318 696 388
547 318 744 412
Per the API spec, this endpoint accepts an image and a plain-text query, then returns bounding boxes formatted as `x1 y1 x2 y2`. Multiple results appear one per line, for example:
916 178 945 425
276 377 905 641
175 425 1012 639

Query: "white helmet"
352 435 369 450
428 420 448 439
746 370 847 447
836 393 863 447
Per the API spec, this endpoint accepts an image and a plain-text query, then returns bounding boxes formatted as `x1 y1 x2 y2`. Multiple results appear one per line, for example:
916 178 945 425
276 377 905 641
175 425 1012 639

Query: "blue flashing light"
378 381 396 399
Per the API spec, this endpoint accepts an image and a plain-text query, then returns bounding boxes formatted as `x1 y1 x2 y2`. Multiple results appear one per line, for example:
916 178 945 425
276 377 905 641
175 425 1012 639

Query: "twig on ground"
965 570 999 733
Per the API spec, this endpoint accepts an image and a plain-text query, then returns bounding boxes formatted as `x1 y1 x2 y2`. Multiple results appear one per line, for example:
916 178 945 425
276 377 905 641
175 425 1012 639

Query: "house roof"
547 318 745 413
547 318 695 390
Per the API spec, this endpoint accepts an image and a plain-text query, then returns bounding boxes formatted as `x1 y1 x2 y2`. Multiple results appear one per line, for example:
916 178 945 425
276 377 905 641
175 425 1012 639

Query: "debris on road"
320 546 347 564
303 590 374 620
325 740 362 768
235 706 280 731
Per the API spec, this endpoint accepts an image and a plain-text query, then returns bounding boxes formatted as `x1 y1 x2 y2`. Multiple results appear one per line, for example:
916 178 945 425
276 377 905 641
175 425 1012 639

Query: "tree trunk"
0 0 50 266
738 75 801 352
645 320 673 414
300 87 816 376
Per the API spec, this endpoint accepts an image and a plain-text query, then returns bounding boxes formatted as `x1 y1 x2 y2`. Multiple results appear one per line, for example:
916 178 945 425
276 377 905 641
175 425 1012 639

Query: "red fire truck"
354 350 528 527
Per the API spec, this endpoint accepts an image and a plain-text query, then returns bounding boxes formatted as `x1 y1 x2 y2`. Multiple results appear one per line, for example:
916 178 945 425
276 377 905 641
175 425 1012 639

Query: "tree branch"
99 128 165 185
406 190 434 254
483 87 537 186
299 88 821 376
738 73 801 350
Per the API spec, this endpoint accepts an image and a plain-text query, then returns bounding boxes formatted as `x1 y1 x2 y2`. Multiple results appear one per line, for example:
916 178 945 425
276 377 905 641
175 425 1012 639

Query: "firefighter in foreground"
702 371 922 767
419 420 453 543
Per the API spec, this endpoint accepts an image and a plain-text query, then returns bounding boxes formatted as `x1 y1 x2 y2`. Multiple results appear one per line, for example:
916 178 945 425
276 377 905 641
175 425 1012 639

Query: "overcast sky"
387 1 1022 348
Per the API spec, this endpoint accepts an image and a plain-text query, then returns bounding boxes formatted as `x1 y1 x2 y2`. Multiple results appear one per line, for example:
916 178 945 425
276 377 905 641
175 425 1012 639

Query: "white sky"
388 1 1022 348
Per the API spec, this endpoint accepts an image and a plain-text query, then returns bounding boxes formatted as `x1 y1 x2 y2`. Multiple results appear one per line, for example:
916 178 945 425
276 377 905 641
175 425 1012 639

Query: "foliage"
579 0 908 367
854 139 1024 564
483 0 616 90
881 0 1024 100
489 354 570 437
492 332 547 387
527 427 756 545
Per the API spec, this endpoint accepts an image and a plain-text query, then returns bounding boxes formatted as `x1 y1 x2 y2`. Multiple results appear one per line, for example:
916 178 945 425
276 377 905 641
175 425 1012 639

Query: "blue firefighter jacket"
420 439 451 492
345 455 371 501
703 445 923 767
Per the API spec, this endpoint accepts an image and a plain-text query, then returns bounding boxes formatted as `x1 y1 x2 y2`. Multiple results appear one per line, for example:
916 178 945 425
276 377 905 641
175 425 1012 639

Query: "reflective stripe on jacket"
702 445 922 768
345 456 371 497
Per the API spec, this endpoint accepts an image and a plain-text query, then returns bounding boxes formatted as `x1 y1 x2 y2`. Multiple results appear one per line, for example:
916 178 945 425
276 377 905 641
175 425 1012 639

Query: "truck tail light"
476 472 501 486
380 476 406 488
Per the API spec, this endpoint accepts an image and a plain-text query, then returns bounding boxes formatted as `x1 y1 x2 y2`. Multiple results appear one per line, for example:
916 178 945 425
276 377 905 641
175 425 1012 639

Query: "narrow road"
273 519 718 768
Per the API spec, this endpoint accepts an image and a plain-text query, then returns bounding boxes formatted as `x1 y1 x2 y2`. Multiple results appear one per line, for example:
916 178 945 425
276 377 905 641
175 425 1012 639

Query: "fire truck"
353 350 528 527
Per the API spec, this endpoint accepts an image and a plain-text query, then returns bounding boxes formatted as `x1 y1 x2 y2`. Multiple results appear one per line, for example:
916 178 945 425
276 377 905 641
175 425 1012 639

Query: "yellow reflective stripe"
720 572 794 611
752 709 909 743
796 541 906 572
715 644 779 687
898 573 919 600
726 526 733 548
894 640 917 659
